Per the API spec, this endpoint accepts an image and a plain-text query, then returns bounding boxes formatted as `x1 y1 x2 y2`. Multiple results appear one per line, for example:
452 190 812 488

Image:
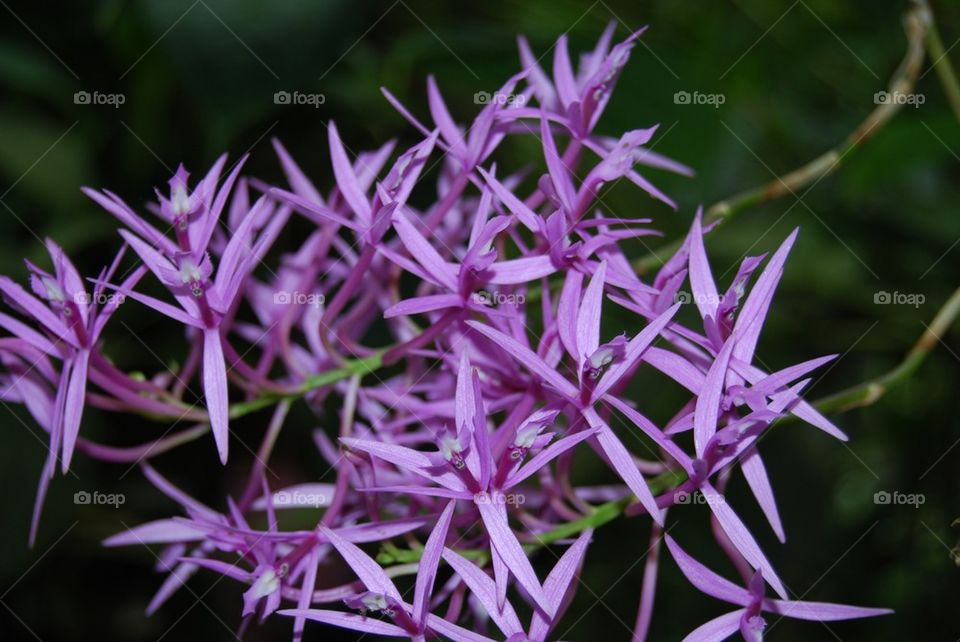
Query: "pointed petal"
506 428 597 487
702 482 787 599
558 270 584 363
540 116 575 211
328 122 371 222
682 609 745 642
740 447 785 542
694 339 734 457
552 35 578 107
530 529 592 640
442 548 524 637
103 519 207 546
688 211 720 322
385 294 461 318
764 598 892 622
90 278 202 328
486 255 557 285
272 138 324 205
593 303 680 401
427 75 466 156
476 493 554 617
279 609 406 636
664 536 752 606
0 277 76 348
466 321 578 400
319 526 401 601
577 261 606 366
732 229 798 364
585 407 663 525
293 549 320 642
60 349 90 472
203 328 229 464
392 211 458 291
478 167 540 232
413 500 456 626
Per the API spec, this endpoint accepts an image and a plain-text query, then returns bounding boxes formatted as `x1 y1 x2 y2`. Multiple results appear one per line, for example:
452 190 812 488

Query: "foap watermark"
874 290 924 308
274 490 327 508
472 290 525 307
74 90 125 108
874 90 924 108
873 490 924 508
674 290 722 307
74 490 125 508
674 90 725 108
74 291 125 306
473 91 526 107
674 490 725 506
274 290 325 308
274 90 326 108
473 491 526 507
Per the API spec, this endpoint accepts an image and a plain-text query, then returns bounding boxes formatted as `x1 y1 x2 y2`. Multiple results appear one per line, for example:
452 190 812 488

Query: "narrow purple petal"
319 526 401 601
552 35 578 107
558 270 584 363
505 428 598 488
764 598 893 621
530 529 592 640
476 492 554 618
682 609 744 642
427 76 466 156
60 349 90 472
732 229 798 364
103 519 206 546
593 303 680 401
740 447 785 543
203 327 229 464
413 500 456 626
328 121 371 222
702 482 787 599
393 211 458 291
585 408 663 526
466 320 578 400
688 210 720 322
385 294 461 318
279 609 406 636
442 548 524 637
577 260 606 368
664 536 752 606
478 167 540 232
486 255 557 285
694 339 734 457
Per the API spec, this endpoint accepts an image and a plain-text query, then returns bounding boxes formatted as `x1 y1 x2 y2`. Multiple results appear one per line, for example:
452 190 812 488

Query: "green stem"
924 0 960 123
810 284 960 414
632 1 931 275
229 351 384 419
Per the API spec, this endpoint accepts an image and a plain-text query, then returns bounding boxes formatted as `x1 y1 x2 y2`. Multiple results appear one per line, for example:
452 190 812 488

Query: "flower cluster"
0 24 889 641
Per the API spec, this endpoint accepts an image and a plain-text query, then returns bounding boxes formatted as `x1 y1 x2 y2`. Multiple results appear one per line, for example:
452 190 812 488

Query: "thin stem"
229 351 384 419
811 284 960 414
923 0 960 123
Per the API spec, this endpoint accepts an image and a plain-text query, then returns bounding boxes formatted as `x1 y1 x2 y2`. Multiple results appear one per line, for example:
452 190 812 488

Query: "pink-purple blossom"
0 23 890 641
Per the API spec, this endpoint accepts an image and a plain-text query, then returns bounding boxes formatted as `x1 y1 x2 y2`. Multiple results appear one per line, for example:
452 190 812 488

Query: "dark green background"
0 1 957 640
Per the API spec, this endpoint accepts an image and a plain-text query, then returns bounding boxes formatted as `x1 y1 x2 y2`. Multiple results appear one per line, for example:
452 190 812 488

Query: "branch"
812 284 960 413
633 0 931 274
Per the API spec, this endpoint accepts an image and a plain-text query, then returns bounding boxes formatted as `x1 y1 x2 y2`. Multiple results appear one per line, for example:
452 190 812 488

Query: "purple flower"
87 162 289 463
0 21 889 642
665 536 891 641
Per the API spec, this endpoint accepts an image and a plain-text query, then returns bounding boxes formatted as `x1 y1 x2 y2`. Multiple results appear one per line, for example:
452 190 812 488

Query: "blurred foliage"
1 0 958 640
